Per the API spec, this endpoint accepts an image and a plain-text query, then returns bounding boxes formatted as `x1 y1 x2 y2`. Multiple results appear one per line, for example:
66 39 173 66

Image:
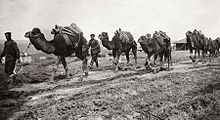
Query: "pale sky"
0 0 220 43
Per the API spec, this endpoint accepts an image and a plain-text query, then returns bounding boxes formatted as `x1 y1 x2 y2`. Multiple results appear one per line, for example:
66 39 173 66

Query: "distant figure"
119 28 122 33
88 34 100 69
0 32 20 77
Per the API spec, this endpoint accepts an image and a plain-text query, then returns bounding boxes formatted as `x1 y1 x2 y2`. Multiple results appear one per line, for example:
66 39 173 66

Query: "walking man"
0 32 20 77
88 34 100 69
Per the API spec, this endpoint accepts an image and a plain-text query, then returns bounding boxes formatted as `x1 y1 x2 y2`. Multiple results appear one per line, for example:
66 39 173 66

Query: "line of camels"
24 25 220 81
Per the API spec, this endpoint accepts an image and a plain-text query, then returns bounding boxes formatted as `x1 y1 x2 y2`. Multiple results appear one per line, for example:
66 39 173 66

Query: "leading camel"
98 31 137 71
24 27 89 81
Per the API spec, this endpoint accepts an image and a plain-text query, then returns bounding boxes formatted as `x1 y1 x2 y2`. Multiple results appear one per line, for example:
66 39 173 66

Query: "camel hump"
55 23 82 37
69 23 82 33
54 23 84 46
119 31 134 44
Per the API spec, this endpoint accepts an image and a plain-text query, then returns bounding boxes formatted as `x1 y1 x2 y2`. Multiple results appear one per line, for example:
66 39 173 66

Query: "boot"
89 59 94 69
95 59 99 67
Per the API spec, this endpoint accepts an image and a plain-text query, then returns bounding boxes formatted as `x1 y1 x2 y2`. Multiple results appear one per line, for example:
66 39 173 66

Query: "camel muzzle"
24 32 31 38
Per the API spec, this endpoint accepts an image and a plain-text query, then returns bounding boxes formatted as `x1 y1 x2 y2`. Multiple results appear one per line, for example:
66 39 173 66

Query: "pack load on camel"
51 23 83 48
153 30 170 48
25 23 89 81
116 28 134 44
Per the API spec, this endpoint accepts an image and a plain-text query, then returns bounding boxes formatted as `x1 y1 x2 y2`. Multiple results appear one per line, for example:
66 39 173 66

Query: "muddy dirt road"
0 51 220 120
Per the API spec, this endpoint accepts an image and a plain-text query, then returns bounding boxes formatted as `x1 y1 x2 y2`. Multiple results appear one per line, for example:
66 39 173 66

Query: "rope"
174 43 187 51
23 42 31 53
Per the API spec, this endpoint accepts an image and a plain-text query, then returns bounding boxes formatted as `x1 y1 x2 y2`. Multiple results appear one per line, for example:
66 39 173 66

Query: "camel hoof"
84 72 89 78
152 69 157 74
132 66 137 71
78 76 84 81
66 74 71 79
48 80 54 84
49 77 54 82
115 67 119 72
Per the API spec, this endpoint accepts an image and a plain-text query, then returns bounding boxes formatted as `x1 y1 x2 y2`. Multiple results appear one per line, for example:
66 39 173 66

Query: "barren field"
0 51 220 120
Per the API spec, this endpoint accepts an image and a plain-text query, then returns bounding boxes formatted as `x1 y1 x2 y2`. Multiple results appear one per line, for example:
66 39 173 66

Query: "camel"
24 27 89 81
215 37 220 55
186 30 208 63
138 33 171 72
98 31 137 71
207 38 218 58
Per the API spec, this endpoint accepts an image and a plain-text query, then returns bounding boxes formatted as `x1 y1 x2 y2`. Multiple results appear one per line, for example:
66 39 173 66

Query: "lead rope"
24 42 31 53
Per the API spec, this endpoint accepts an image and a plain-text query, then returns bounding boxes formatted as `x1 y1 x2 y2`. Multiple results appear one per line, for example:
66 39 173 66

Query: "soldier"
0 32 20 77
88 34 100 69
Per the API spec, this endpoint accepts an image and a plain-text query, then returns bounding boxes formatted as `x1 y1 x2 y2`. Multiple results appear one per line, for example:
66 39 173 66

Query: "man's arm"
88 40 91 48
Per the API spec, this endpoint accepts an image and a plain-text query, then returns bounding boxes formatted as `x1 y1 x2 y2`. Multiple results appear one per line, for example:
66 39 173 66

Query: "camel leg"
201 50 207 64
170 53 173 66
79 57 89 81
61 56 69 78
112 50 117 70
167 56 170 70
190 49 196 63
114 49 123 72
164 54 169 70
144 56 149 69
122 52 130 70
50 56 61 82
153 54 157 67
132 46 137 70
145 55 153 71
159 55 164 70
193 49 198 66
189 49 194 63
198 49 201 59
115 52 121 72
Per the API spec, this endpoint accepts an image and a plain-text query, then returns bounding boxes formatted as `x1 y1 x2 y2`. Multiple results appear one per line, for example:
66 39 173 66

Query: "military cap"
5 32 11 36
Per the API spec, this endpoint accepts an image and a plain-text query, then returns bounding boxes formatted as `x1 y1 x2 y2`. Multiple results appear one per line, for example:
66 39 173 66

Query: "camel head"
98 32 109 41
138 36 145 44
138 35 151 44
24 27 47 48
25 28 44 39
185 31 192 36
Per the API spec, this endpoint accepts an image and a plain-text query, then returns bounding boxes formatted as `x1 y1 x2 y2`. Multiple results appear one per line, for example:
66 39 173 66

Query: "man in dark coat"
88 34 100 69
0 32 20 77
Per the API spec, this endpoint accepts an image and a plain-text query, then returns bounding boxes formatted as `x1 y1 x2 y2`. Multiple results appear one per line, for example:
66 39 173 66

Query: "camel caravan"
186 29 219 63
23 23 220 81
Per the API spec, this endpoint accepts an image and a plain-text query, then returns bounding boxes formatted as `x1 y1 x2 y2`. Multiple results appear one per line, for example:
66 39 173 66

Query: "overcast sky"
0 0 220 43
